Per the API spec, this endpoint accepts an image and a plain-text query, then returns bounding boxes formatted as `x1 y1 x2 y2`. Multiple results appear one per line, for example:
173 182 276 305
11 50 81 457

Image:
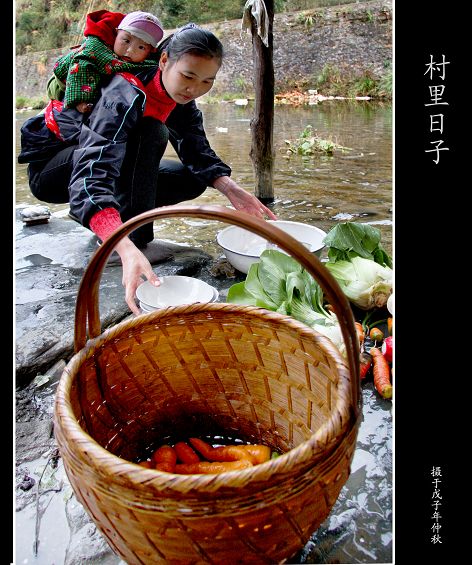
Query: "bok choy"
322 222 393 310
325 256 392 310
323 222 392 268
227 249 345 355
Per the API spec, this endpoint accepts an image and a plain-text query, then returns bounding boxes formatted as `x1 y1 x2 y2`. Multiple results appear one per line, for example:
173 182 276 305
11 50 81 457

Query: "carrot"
174 441 201 464
387 317 393 335
215 445 254 462
188 437 215 459
175 460 253 474
138 460 153 468
354 322 365 347
370 347 392 399
155 461 176 472
240 444 271 464
369 327 384 342
152 445 177 472
189 438 252 463
359 352 372 380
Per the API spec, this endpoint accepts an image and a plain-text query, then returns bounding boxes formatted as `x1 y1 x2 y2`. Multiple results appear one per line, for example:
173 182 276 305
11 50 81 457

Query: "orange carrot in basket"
138 460 153 468
189 438 252 463
175 460 253 474
155 461 176 472
354 322 365 347
152 445 177 472
188 437 218 459
370 347 392 399
359 351 372 381
174 441 201 464
240 444 271 464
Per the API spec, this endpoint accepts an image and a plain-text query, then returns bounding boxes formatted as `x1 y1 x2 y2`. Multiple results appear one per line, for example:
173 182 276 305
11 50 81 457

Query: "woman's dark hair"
157 23 224 64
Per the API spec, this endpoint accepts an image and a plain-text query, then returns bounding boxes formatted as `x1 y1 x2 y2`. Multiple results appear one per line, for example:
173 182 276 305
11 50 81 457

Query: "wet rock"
15 465 38 511
17 473 36 491
16 420 56 465
20 204 52 225
208 257 237 278
15 212 215 387
64 497 120 565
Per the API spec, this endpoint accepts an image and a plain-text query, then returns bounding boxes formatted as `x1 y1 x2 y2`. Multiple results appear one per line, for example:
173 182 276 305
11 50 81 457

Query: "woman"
19 24 276 315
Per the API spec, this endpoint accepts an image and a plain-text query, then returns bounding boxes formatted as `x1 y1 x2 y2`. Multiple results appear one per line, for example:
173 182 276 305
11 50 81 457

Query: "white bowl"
216 220 327 274
136 276 216 309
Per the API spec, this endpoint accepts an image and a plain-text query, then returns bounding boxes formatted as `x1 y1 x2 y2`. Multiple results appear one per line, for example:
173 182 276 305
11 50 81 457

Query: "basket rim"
54 302 356 492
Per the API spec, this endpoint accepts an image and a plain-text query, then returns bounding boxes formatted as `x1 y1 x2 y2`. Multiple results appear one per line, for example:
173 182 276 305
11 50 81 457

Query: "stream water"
15 100 392 256
15 100 392 564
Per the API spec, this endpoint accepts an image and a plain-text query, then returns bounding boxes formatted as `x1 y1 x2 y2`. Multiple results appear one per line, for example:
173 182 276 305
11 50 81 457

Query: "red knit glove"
88 207 123 242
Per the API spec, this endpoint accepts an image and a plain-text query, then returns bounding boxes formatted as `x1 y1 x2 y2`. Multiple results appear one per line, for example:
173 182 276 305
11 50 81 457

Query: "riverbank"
15 0 392 108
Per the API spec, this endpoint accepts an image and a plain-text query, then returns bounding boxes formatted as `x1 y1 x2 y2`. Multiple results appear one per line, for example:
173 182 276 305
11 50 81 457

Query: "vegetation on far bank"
15 0 391 109
16 60 391 110
15 0 359 55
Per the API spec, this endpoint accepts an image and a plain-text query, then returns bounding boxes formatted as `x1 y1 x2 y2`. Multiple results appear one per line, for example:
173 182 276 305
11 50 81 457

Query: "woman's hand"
213 176 277 220
114 237 160 315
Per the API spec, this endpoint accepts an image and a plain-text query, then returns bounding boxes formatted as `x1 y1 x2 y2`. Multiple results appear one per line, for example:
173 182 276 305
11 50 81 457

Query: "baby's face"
113 30 154 63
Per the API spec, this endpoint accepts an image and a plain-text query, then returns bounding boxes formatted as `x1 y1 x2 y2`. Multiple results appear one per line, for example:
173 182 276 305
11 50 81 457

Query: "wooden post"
249 0 275 203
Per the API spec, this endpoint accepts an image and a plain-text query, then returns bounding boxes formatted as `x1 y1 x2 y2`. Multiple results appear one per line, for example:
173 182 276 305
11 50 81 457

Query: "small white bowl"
216 220 327 274
136 276 216 309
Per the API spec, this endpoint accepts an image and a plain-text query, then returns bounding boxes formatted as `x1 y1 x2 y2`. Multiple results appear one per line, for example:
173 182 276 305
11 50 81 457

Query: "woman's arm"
67 73 145 228
166 102 277 219
166 101 232 185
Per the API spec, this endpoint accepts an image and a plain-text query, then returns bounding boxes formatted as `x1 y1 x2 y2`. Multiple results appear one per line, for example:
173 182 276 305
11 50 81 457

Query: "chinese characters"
424 55 450 164
431 466 443 544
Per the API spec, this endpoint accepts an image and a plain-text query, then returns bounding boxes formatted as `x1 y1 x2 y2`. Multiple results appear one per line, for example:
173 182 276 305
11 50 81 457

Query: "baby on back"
48 10 163 112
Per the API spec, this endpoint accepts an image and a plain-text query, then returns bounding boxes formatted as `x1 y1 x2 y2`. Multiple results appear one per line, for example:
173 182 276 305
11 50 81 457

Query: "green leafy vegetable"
226 249 345 355
323 222 392 268
325 256 392 310
321 222 393 310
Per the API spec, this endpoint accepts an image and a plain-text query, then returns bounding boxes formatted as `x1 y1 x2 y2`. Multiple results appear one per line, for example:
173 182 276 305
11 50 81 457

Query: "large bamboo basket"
54 205 361 564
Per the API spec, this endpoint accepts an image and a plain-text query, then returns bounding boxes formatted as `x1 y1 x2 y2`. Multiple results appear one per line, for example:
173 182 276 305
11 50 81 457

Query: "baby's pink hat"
117 11 164 48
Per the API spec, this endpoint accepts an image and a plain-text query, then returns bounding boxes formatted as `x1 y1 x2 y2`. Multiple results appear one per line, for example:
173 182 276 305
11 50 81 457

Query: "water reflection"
15 101 392 255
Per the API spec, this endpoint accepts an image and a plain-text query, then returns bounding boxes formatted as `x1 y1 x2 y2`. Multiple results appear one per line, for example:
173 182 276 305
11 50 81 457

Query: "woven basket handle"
74 204 360 412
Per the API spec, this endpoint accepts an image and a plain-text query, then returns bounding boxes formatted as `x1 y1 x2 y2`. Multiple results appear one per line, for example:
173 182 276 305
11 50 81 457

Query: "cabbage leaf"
325 256 392 310
227 249 345 355
322 222 393 309
323 222 392 268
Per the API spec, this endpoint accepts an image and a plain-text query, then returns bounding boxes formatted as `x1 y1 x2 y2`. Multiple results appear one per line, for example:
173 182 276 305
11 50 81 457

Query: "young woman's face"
113 30 155 63
159 52 221 104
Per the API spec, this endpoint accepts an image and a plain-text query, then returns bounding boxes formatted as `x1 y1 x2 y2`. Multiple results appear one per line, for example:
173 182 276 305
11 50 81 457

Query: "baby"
48 10 163 112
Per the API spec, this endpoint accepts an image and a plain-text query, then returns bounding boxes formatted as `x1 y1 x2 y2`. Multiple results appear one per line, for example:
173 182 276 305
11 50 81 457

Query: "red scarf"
118 69 176 123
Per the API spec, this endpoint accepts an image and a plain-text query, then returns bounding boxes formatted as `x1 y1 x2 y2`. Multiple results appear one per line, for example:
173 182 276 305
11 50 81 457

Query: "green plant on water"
285 125 351 156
